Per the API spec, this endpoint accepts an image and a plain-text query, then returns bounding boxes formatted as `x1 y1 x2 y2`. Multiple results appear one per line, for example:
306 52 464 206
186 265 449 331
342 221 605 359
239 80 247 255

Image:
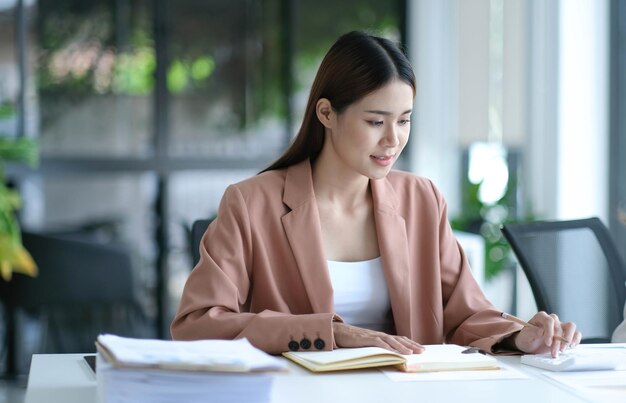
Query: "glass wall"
37 0 153 157
2 0 405 356
0 0 19 138
168 0 286 159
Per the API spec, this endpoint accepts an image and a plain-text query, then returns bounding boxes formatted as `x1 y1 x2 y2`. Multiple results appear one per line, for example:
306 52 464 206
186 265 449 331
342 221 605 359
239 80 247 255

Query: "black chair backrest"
0 231 140 376
191 219 212 266
0 231 135 308
502 217 626 343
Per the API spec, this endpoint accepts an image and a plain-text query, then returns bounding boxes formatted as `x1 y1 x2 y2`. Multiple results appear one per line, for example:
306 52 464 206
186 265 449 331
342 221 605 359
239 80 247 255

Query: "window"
5 0 405 341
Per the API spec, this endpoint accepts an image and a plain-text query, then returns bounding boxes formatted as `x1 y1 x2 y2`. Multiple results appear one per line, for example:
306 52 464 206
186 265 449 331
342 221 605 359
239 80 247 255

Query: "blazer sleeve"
430 183 523 353
170 185 337 354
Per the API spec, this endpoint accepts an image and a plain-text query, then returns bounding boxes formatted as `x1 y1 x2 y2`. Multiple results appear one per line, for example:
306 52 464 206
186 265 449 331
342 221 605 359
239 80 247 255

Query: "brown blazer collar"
282 159 400 215
283 160 316 211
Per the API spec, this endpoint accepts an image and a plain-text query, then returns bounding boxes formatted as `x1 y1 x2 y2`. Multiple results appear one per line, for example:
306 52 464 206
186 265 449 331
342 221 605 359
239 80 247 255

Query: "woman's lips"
370 154 395 166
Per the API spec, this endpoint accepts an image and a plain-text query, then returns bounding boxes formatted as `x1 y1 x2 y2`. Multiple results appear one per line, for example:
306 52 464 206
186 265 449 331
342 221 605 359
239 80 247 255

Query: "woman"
171 31 581 357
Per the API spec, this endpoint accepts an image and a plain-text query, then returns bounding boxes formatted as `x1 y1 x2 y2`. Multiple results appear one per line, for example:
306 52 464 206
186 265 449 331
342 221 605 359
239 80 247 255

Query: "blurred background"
0 0 625 379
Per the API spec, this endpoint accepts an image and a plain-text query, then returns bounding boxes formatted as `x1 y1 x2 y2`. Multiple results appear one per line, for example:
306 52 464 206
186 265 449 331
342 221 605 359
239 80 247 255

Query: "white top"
327 257 392 332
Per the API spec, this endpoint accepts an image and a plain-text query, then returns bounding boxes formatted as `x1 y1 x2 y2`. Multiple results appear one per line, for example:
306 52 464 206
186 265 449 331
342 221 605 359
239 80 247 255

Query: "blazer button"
314 338 325 350
288 340 300 351
300 338 312 350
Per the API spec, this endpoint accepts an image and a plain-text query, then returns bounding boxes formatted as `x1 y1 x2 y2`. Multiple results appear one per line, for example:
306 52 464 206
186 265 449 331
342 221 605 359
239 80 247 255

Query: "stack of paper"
96 334 286 403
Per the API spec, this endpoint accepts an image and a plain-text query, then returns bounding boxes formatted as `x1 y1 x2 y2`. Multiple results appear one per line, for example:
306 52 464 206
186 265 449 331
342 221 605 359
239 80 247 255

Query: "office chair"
190 219 212 266
502 217 626 343
0 231 143 376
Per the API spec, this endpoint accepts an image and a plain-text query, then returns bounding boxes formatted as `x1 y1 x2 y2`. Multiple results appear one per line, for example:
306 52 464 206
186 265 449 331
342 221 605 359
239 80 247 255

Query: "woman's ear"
316 98 334 129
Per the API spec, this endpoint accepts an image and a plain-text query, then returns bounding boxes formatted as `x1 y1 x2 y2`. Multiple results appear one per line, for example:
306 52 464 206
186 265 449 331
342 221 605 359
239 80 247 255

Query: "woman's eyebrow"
364 109 412 115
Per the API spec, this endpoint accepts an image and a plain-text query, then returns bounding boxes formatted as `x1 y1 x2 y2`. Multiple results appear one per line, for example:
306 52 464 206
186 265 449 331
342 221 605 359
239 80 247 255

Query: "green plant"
451 179 515 280
0 137 38 281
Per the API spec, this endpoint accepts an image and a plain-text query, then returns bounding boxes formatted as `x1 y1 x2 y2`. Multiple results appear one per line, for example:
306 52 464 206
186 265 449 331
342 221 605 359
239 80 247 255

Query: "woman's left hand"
513 311 582 357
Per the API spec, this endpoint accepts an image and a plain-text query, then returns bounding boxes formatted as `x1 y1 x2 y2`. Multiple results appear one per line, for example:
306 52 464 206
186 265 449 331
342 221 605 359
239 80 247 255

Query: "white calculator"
520 347 624 372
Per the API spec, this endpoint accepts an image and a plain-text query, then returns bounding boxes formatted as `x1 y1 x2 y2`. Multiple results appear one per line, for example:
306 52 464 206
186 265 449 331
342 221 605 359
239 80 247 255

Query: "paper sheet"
382 364 529 382
97 334 286 372
542 370 626 403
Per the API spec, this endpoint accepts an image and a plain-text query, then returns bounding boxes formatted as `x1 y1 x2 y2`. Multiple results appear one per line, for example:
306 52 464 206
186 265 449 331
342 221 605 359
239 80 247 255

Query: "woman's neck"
312 152 370 210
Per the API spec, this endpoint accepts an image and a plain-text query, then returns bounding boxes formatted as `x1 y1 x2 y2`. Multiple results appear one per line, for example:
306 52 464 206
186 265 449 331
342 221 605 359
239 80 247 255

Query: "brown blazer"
171 159 522 354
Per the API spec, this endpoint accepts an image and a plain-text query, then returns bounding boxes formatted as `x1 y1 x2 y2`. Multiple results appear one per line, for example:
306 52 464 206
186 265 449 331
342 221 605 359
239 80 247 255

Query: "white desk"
25 353 598 403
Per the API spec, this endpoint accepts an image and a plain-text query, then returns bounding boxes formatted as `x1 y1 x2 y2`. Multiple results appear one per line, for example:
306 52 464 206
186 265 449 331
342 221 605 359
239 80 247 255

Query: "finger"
395 336 425 354
368 336 389 350
560 322 577 351
382 336 414 355
571 330 583 347
551 339 561 357
369 336 408 354
531 311 559 347
527 311 550 346
549 314 562 357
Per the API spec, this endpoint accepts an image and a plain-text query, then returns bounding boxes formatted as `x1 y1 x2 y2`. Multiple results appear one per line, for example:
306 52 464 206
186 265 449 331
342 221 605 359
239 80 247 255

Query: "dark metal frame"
609 0 626 253
502 217 626 342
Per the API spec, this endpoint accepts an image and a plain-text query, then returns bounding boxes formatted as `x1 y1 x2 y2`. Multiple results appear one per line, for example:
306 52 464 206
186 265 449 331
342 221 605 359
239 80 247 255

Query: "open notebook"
283 344 499 373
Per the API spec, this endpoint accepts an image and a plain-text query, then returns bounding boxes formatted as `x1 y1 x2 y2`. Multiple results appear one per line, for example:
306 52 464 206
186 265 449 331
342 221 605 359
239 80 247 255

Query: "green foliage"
0 136 39 280
451 178 515 280
0 138 39 222
0 138 39 169
0 102 16 120
190 56 215 82
34 0 401 130
112 48 156 95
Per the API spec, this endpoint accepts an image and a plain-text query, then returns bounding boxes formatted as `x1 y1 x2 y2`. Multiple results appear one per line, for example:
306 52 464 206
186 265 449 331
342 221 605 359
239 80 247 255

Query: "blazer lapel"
281 161 335 313
370 178 413 338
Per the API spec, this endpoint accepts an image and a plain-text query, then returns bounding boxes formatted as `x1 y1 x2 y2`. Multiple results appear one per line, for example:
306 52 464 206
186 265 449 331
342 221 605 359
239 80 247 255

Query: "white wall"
406 0 461 215
557 0 609 221
525 0 560 220
515 0 609 222
407 0 609 222
406 0 610 318
502 0 528 148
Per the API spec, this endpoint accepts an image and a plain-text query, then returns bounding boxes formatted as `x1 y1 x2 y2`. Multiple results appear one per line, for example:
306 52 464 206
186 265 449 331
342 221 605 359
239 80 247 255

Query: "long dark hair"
261 31 416 173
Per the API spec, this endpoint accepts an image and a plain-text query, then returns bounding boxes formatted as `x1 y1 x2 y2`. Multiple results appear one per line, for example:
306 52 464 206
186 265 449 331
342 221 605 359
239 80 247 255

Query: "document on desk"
382 364 528 382
542 371 626 403
96 334 286 403
532 344 626 403
96 334 286 372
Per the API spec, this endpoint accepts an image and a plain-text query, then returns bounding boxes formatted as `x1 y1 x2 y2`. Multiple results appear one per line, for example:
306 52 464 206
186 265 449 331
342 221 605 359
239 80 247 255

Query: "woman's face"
326 79 413 180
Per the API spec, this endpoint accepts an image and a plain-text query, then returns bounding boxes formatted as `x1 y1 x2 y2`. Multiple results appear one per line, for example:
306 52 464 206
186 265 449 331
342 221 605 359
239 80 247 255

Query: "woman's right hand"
332 322 424 355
